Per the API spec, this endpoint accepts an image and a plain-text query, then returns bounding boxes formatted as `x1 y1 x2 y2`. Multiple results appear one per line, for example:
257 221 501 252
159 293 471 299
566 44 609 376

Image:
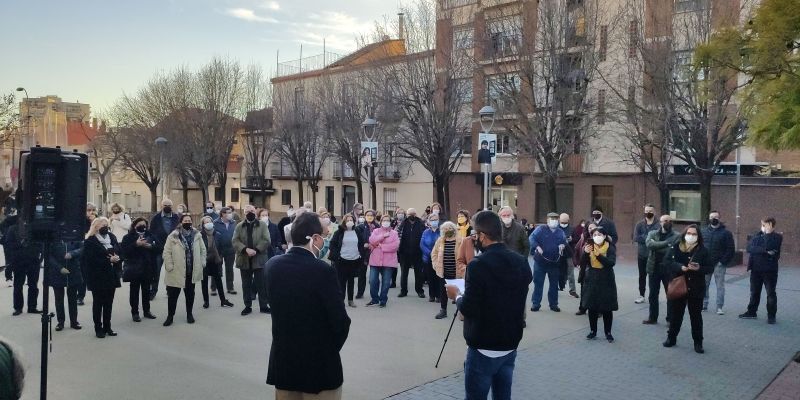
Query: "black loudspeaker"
18 146 89 242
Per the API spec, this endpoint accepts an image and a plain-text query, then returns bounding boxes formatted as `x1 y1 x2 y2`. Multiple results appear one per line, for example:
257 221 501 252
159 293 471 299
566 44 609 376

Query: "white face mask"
204 223 214 231
432 210 440 215
177 208 185 214
287 210 295 218
547 219 559 229
396 214 405 220
358 217 365 224
381 221 391 228
593 235 605 245
346 221 355 229
322 217 331 226
685 234 698 244
260 217 269 223
560 223 569 228
501 217 512 226
305 235 322 258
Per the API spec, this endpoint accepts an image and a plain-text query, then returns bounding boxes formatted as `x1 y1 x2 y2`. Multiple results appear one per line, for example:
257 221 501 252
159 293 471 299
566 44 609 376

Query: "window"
669 190 701 221
496 134 513 154
453 27 474 50
443 0 477 9
486 74 521 112
333 158 355 178
214 187 224 201
599 25 608 61
325 186 335 213
591 185 614 219
673 50 705 82
626 86 636 122
294 87 305 112
281 189 292 206
343 186 356 214
628 20 638 58
455 78 473 102
487 16 521 58
462 134 473 155
383 188 398 213
535 184 574 222
675 0 706 12
597 89 606 125
231 188 240 203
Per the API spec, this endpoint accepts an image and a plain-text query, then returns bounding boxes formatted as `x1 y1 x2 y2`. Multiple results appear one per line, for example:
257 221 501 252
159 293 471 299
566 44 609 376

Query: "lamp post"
479 105 496 211
155 137 168 202
362 117 378 211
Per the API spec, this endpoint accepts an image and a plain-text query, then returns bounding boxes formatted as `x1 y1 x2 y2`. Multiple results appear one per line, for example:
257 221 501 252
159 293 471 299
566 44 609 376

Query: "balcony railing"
378 163 402 181
245 176 273 190
332 160 356 179
485 34 521 59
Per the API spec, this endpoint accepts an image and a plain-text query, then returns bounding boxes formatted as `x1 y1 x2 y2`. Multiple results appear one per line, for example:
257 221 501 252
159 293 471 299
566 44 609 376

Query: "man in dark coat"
148 199 179 300
0 213 18 285
397 208 425 298
740 217 783 324
701 211 735 314
45 240 84 330
642 215 680 325
265 213 350 399
591 207 618 245
8 224 42 315
213 207 239 295
633 204 659 304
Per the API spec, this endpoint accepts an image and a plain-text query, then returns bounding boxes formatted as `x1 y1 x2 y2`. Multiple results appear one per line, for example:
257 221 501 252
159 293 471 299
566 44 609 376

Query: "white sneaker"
717 308 725 315
634 296 645 304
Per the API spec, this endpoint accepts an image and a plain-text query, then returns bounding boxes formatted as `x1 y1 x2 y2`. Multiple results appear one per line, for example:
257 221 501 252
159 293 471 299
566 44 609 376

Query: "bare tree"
75 116 121 213
240 65 274 208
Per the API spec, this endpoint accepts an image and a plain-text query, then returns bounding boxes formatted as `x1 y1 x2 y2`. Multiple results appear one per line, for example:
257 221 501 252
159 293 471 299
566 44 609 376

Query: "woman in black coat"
663 224 712 354
328 214 367 307
44 240 84 331
82 217 122 338
200 216 234 309
580 226 618 342
120 217 158 322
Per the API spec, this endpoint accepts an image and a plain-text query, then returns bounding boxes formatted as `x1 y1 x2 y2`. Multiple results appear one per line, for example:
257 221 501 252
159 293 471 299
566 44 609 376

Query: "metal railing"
276 52 344 77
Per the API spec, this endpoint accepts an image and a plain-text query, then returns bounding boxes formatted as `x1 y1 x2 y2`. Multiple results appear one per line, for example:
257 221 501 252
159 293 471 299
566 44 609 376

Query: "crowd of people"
0 196 786 399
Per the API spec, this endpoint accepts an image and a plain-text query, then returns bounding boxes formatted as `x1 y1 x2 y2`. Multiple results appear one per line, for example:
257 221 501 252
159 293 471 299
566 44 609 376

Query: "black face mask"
163 206 172 214
592 213 601 220
709 218 719 226
136 225 147 233
662 223 673 232
645 213 654 219
98 227 109 236
182 223 193 230
473 235 484 252
246 212 256 222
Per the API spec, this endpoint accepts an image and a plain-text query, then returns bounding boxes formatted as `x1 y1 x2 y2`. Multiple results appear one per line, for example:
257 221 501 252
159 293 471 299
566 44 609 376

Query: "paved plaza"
1 247 798 400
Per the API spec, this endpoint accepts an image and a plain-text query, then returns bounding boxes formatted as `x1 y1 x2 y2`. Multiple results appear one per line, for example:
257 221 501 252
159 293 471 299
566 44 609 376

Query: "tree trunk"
433 174 446 214
543 174 558 217
442 175 452 218
698 171 713 226
200 186 209 213
218 172 227 206
658 183 670 216
148 183 159 212
296 179 304 204
181 182 189 210
356 178 364 204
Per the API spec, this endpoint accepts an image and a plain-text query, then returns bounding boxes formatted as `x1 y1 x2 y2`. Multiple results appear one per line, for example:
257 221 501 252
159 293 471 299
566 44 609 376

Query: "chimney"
398 13 405 41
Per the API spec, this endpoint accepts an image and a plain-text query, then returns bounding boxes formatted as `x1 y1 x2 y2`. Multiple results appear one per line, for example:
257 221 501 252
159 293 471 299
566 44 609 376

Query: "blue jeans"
369 266 393 305
464 347 516 400
703 262 726 309
531 261 559 308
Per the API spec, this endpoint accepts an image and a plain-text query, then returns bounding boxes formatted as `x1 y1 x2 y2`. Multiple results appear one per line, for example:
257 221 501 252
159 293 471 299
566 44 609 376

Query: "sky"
0 0 396 114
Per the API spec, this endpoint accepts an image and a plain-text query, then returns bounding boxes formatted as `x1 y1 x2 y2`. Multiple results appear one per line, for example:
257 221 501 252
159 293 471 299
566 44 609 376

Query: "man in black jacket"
397 208 425 298
739 217 783 324
701 211 735 314
591 207 618 245
148 199 179 300
8 224 43 315
265 213 351 399
446 211 532 400
633 204 659 304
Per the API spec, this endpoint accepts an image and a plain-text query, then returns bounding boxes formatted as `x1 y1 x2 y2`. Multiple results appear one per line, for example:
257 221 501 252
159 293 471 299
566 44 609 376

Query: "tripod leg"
435 307 460 368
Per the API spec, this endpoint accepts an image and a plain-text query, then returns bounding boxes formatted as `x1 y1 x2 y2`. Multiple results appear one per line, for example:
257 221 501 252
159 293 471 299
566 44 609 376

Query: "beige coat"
431 235 466 279
163 229 206 289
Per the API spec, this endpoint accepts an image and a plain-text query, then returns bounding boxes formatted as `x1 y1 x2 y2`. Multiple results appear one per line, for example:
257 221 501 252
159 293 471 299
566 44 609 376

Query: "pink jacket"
368 227 400 268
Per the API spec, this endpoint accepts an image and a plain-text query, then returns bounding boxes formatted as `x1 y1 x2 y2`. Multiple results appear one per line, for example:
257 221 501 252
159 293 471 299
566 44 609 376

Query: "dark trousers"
240 268 268 309
202 272 228 305
166 284 195 317
356 263 367 297
3 263 11 281
668 296 704 343
211 251 235 292
336 258 360 301
53 286 78 324
77 281 86 301
439 274 455 311
747 270 778 318
637 257 648 297
150 254 164 297
399 256 424 295
391 267 397 287
424 261 439 300
588 310 613 334
648 271 672 322
129 279 151 315
91 288 115 332
13 265 40 312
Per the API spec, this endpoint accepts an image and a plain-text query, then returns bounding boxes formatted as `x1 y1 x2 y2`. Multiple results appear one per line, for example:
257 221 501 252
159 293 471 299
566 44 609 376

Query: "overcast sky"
1 0 396 113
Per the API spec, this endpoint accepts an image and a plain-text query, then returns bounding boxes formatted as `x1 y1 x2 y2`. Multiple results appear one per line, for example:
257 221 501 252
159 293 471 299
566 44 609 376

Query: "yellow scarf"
679 241 698 253
458 223 471 238
590 242 609 269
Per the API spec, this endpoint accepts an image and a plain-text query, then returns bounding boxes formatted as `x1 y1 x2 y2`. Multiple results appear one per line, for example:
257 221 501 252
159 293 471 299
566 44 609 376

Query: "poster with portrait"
361 141 378 167
477 133 497 164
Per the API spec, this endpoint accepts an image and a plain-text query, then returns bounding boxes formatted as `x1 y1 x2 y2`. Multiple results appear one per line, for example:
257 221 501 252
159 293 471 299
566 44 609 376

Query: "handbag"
667 252 694 300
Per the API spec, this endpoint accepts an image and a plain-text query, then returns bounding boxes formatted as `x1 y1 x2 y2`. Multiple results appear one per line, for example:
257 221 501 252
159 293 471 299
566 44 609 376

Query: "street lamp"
479 105 496 210
155 137 168 201
362 117 378 210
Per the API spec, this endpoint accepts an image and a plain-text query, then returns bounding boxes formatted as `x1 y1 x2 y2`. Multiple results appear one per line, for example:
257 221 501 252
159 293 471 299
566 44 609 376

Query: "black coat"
398 217 424 261
701 224 735 267
747 231 782 273
120 231 157 283
44 241 83 288
579 243 618 312
149 212 179 250
5 224 41 272
665 242 713 299
328 227 366 263
595 217 619 245
264 247 351 394
82 235 122 291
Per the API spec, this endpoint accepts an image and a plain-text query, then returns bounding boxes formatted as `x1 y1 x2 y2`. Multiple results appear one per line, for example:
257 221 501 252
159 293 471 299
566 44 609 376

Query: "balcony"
485 34 521 60
377 163 402 182
270 160 295 179
242 175 275 194
332 160 356 180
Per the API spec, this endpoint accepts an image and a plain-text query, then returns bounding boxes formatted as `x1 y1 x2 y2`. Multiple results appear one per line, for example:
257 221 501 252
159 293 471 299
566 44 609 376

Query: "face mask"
685 234 698 244
204 223 214 231
408 214 417 220
246 212 256 222
501 217 512 226
593 235 605 245
430 221 439 229
432 210 440 215
346 221 355 229
709 218 719 226
99 227 109 236
305 235 322 258
381 221 391 228
322 218 331 225
761 226 772 234
182 223 193 230
473 234 484 252
224 214 233 221
206 208 213 213
287 210 295 218
547 219 559 229
645 212 654 219
358 217 365 224
112 209 121 214
163 206 172 214
560 223 569 228
397 214 405 221
260 217 269 223
366 215 374 223
592 213 601 221
135 225 147 233
662 222 672 232
444 230 455 238
457 216 467 224
177 208 185 214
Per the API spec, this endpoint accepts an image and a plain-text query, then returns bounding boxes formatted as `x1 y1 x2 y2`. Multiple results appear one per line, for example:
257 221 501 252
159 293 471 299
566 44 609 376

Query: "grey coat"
645 229 680 274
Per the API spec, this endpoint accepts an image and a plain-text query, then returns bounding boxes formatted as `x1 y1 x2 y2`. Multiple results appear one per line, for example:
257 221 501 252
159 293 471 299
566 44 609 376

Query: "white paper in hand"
445 279 466 295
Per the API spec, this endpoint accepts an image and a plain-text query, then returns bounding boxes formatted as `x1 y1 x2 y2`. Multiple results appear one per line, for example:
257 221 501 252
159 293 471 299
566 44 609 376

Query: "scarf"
589 242 609 269
96 234 112 249
458 223 471 239
679 240 698 254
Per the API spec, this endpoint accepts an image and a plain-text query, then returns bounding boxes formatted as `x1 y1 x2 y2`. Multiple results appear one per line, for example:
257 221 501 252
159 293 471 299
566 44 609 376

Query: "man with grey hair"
498 206 530 256
283 207 307 249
